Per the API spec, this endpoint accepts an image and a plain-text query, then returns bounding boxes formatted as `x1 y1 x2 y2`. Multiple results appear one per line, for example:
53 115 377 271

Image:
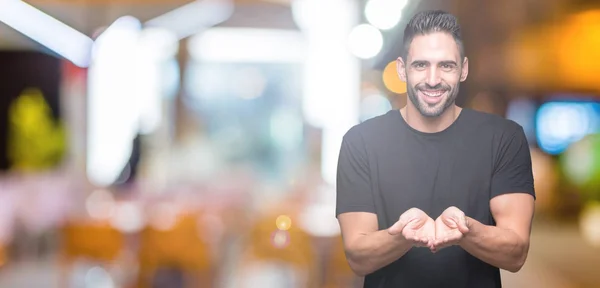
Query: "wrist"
388 231 416 250
389 230 410 245
466 216 478 233
460 217 478 244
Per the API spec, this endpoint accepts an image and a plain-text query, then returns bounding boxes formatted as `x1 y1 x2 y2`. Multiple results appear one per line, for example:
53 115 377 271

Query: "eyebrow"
439 61 458 66
410 60 428 66
410 60 458 66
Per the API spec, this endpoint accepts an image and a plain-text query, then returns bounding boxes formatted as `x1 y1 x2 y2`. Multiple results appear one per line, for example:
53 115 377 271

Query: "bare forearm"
346 229 413 276
460 217 529 272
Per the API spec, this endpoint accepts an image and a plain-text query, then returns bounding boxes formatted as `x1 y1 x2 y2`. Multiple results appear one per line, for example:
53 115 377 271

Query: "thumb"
457 216 470 234
388 219 407 235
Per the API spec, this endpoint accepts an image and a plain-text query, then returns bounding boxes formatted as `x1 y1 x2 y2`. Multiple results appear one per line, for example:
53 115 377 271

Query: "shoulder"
463 110 531 170
343 110 397 144
462 108 525 138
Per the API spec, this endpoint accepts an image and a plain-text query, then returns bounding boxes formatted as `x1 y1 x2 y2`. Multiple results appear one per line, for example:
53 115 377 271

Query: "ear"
460 57 469 82
396 57 407 82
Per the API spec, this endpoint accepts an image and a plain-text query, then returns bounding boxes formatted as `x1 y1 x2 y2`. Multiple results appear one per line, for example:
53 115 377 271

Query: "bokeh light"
110 202 144 233
579 201 600 248
148 202 179 231
298 203 340 237
276 215 292 231
84 266 115 288
561 134 600 200
364 0 406 30
382 61 406 94
556 10 600 89
85 189 116 220
271 230 290 249
348 24 383 59
536 102 600 155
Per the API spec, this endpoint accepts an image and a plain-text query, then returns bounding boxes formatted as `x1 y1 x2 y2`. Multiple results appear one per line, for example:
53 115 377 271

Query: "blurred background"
0 0 599 287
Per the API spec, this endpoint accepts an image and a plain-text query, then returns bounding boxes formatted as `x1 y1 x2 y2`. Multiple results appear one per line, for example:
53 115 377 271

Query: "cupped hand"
388 208 436 248
431 206 470 252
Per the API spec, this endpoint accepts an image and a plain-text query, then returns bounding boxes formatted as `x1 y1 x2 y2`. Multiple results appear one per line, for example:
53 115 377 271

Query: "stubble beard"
406 80 460 118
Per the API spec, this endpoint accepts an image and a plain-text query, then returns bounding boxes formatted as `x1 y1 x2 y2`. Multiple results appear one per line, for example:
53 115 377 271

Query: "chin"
417 101 446 117
407 89 456 118
419 110 445 118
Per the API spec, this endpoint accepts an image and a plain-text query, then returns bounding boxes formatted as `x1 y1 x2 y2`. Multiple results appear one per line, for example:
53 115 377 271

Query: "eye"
413 63 426 69
440 63 455 71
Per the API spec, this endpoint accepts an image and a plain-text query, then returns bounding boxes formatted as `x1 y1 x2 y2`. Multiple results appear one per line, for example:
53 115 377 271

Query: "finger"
432 237 445 247
447 220 458 229
434 235 456 247
415 241 428 247
439 237 450 246
388 220 406 235
404 235 422 247
429 244 437 253
458 216 470 234
417 236 431 247
411 236 427 246
458 222 469 234
442 215 458 228
421 237 432 246
437 234 462 248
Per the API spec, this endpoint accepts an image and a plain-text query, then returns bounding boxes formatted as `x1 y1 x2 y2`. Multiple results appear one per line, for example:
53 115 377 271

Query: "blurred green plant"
7 88 67 171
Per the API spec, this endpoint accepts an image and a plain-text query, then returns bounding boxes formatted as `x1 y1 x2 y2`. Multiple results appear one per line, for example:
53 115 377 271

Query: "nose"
426 66 441 87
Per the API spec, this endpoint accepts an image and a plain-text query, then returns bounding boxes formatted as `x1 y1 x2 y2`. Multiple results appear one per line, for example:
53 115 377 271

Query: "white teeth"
421 90 444 97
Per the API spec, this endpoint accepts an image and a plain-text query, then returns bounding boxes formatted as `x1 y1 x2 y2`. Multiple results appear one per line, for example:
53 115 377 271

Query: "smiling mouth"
420 90 446 97
418 89 447 104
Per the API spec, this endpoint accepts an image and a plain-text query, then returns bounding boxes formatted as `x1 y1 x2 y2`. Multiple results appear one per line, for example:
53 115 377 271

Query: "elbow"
347 257 372 276
348 261 373 277
345 252 375 277
506 246 529 273
505 261 524 273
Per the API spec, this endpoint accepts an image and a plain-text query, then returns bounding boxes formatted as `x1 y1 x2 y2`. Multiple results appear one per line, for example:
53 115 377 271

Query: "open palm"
404 215 436 247
389 208 436 247
390 207 469 250
432 206 469 252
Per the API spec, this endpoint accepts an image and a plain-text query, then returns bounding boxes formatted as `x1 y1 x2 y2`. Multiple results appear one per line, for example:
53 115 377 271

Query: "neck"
401 104 461 133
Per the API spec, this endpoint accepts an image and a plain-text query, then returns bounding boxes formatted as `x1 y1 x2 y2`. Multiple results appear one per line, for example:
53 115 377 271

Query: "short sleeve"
491 124 536 200
335 128 376 217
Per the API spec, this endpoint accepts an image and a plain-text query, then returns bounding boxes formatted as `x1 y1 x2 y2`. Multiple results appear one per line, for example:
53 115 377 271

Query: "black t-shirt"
336 108 535 288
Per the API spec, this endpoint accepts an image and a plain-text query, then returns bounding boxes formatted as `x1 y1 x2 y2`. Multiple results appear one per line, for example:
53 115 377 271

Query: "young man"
335 10 535 288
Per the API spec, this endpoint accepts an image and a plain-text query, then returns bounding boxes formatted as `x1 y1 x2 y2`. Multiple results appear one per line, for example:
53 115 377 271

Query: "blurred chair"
135 212 214 288
59 220 125 287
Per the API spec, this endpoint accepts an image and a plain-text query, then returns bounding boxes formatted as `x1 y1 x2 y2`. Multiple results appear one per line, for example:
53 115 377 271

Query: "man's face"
397 32 468 117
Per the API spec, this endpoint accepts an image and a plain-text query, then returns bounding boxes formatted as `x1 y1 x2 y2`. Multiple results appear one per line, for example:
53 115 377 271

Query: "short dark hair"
401 10 464 60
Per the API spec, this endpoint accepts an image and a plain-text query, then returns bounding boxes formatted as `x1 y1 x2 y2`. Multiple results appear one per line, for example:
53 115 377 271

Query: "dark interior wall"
0 50 61 171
